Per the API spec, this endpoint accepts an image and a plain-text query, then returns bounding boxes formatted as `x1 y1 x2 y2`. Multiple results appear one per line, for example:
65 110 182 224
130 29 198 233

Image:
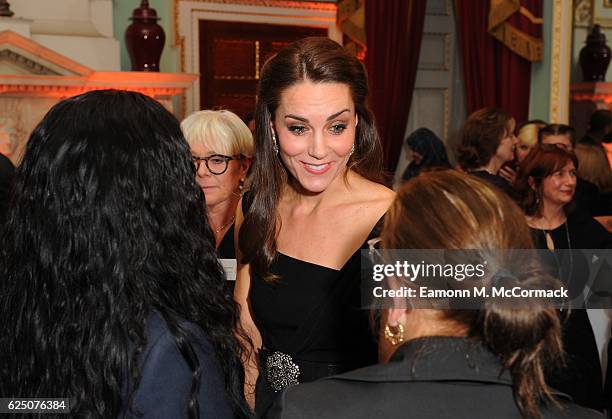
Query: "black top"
593 191 612 216
468 170 514 196
217 224 236 260
216 223 236 295
267 336 603 419
530 212 611 411
575 177 601 217
251 247 378 365
530 212 612 250
248 199 382 415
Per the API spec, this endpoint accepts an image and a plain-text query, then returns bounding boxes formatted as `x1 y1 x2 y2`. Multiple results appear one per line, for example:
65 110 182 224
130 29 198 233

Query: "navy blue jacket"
124 312 234 418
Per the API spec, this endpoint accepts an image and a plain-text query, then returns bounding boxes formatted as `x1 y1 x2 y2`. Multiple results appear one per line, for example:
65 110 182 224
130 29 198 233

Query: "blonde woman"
181 110 253 260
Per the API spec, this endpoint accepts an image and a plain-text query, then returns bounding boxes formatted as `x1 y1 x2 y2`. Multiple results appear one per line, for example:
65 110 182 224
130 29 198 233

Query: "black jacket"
267 336 603 419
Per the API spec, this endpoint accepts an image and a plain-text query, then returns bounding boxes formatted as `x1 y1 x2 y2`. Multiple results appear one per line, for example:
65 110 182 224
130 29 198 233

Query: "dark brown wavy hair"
382 170 563 419
239 37 384 278
0 90 251 418
457 107 514 170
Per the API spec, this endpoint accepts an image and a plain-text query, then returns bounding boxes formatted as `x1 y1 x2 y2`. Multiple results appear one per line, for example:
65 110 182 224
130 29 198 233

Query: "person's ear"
355 113 359 128
528 176 536 191
240 157 252 177
387 306 409 327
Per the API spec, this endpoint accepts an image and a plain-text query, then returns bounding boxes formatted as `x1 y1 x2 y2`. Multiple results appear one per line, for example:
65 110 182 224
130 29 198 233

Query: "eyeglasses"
191 154 244 175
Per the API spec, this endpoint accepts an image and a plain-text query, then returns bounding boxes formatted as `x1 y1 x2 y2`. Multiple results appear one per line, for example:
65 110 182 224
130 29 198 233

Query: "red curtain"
455 0 540 124
365 0 427 172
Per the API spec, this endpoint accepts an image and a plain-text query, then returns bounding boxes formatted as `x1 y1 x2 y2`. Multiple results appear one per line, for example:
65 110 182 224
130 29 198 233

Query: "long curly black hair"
0 90 251 418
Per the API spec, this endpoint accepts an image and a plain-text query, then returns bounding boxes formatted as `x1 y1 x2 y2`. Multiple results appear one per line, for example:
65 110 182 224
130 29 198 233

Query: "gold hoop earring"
272 131 279 154
384 323 405 346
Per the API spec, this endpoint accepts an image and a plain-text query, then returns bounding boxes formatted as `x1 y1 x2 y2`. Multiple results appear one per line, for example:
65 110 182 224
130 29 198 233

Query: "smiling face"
540 160 577 208
273 80 356 193
190 142 250 209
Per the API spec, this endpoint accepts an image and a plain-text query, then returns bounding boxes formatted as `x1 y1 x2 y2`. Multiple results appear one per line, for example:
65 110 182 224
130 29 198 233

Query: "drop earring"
349 143 355 156
272 131 279 154
384 323 405 346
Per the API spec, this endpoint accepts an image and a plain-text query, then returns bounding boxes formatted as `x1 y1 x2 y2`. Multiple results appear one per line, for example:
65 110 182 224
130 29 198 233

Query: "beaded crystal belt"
264 351 301 392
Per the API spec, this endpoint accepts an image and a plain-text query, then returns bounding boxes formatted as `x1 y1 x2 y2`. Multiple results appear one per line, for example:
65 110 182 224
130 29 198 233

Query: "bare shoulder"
346 172 395 212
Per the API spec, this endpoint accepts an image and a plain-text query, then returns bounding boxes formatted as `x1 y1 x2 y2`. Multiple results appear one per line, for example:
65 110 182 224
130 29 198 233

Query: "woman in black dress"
515 145 612 411
234 37 394 415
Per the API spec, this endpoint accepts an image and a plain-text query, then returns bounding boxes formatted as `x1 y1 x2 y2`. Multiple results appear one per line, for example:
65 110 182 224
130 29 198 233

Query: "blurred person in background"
575 143 612 217
538 124 601 218
516 119 546 163
400 127 451 183
456 107 518 196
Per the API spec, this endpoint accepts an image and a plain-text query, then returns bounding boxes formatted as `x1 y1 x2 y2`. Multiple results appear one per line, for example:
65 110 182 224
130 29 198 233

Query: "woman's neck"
207 198 238 246
476 157 502 176
284 169 353 214
530 201 566 230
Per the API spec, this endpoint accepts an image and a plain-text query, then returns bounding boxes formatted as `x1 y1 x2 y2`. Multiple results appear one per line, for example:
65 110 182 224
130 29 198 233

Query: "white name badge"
220 258 237 282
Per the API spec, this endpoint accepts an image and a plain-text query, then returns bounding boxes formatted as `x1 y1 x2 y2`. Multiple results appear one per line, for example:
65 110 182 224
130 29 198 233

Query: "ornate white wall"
3 0 120 70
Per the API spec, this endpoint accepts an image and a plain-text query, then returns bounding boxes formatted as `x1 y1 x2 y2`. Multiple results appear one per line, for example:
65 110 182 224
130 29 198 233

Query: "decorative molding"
594 0 612 27
0 72 197 97
177 0 336 11
0 49 60 75
443 88 449 144
0 30 92 76
419 32 450 71
550 0 572 123
427 0 451 17
174 0 340 115
412 87 449 144
574 0 593 27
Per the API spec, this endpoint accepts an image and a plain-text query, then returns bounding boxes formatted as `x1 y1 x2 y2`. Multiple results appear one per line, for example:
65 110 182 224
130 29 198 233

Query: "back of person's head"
517 121 545 147
537 124 576 148
457 107 513 170
575 143 612 193
382 170 562 419
0 90 248 417
588 109 612 134
515 145 578 216
405 128 451 169
181 109 254 157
